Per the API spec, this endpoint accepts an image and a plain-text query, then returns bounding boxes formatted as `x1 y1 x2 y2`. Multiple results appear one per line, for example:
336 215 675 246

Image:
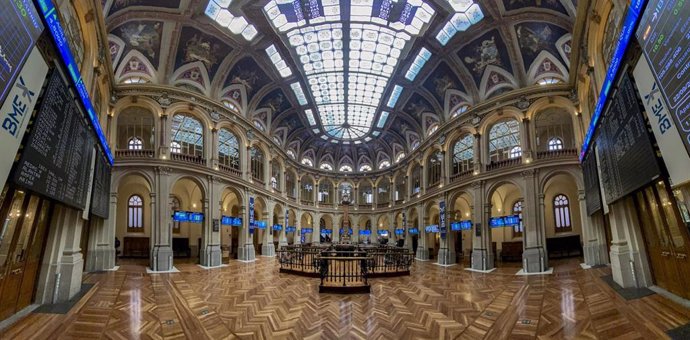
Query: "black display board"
582 147 602 216
90 151 111 219
636 0 690 156
13 71 95 210
595 73 661 204
0 0 44 105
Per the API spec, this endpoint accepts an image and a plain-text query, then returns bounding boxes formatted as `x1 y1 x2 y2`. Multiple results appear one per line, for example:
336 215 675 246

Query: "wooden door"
17 200 51 309
655 181 690 299
0 190 28 320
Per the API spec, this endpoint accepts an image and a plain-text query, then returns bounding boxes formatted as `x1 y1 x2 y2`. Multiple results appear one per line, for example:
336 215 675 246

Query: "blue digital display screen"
489 217 505 228
36 0 114 165
425 225 440 233
359 230 372 235
580 0 647 161
173 211 203 223
256 221 267 229
321 229 332 235
339 228 353 234
408 228 419 234
377 230 388 236
285 226 296 233
504 215 521 226
273 224 282 231
301 228 313 233
221 216 242 226
394 229 404 235
173 211 189 222
189 212 203 223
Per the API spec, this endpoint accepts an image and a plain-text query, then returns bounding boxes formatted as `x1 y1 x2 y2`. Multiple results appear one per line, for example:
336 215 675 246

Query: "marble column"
312 212 322 244
85 192 117 271
416 204 429 260
522 170 548 272
200 176 222 267
471 181 494 270
262 200 276 256
579 190 608 266
238 198 256 261
151 167 173 271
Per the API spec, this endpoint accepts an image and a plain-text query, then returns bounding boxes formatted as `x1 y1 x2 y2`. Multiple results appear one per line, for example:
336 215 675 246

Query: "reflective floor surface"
1 257 689 339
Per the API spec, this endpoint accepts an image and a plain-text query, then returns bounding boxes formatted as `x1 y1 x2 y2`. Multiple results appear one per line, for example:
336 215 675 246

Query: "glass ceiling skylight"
405 47 431 81
436 0 483 46
264 0 434 141
265 44 292 78
386 84 403 108
290 82 308 105
205 0 258 41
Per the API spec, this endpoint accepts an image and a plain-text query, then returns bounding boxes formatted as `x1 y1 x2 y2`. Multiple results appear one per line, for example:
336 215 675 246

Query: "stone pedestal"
471 249 494 271
584 240 609 266
262 243 276 256
436 248 456 265
85 246 116 272
239 244 256 261
610 243 637 288
200 245 222 267
522 246 547 273
151 245 174 271
415 246 429 260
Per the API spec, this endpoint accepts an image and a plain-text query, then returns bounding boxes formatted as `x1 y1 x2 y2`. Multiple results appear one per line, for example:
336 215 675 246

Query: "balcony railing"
301 199 313 205
486 158 522 171
115 149 154 159
320 202 334 208
450 170 473 183
218 163 242 177
377 202 389 208
359 203 372 209
536 148 578 160
252 176 265 185
171 153 206 165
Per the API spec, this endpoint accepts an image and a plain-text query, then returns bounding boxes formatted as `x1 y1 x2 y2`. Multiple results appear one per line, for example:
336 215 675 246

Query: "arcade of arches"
1 0 690 338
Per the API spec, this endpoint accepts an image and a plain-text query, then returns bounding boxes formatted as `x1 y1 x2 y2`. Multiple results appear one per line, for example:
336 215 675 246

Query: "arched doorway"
171 177 206 263
220 186 242 261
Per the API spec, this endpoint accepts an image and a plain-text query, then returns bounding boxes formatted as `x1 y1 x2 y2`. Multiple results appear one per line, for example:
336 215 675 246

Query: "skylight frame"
264 0 435 142
435 1 483 46
405 47 431 81
205 0 258 41
265 44 293 78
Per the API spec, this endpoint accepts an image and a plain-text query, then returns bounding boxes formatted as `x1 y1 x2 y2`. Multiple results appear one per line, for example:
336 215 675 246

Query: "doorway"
634 180 690 299
0 188 52 321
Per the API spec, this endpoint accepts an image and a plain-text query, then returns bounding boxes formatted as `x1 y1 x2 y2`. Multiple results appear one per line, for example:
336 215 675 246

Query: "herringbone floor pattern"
2 258 689 339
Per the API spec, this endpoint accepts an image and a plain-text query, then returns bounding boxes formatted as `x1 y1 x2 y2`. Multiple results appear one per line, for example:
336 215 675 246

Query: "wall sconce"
161 155 167 160
192 203 197 208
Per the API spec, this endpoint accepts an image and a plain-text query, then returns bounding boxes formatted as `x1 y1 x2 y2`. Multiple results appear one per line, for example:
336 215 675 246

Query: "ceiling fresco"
102 0 577 171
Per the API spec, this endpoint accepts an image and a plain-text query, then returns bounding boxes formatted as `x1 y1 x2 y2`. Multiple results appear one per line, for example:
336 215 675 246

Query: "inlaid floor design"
2 258 690 339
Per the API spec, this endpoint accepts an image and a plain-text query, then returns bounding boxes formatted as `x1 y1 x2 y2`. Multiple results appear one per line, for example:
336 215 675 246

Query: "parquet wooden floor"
2 258 689 339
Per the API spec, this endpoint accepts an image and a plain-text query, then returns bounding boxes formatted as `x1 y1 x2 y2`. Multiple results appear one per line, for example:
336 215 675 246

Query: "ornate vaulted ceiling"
103 0 576 172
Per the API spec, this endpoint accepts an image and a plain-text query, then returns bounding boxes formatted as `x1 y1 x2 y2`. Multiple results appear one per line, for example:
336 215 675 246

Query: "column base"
200 245 222 267
522 247 548 273
278 240 288 249
85 246 116 272
416 247 429 260
610 244 636 288
437 248 456 265
262 243 276 256
151 245 174 272
238 244 256 261
57 251 84 303
471 249 494 271
584 241 609 266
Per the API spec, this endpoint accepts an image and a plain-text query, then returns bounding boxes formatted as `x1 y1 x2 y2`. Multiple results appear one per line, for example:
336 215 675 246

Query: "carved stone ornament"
471 115 481 126
157 93 172 107
247 130 255 141
516 96 530 110
210 110 221 122
437 134 446 145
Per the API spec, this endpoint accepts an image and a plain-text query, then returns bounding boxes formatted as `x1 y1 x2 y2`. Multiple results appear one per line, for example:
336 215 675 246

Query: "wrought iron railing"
316 255 372 293
486 158 522 171
450 170 473 183
171 153 206 165
218 163 242 177
115 149 154 158
536 148 578 160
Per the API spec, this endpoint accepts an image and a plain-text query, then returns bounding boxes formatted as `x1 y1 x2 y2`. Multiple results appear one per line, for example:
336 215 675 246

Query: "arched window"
271 162 281 190
250 146 264 183
320 163 333 171
172 197 181 234
488 120 521 163
395 175 406 201
360 182 373 204
128 137 143 150
554 194 572 232
548 137 564 151
452 134 474 175
218 128 240 170
122 76 148 84
301 158 313 167
319 181 333 204
411 166 421 194
339 165 353 172
170 113 204 157
286 172 296 198
301 178 314 203
287 150 296 159
395 152 405 163
253 120 265 131
378 160 390 169
378 181 390 205
509 146 523 159
170 141 182 154
427 123 439 136
537 77 563 85
359 164 372 172
512 200 524 237
411 140 420 150
451 105 469 118
427 151 442 187
127 195 144 232
117 107 154 150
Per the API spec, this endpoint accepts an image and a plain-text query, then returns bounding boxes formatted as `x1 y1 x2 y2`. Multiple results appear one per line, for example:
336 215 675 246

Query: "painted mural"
226 57 271 97
404 93 434 117
458 30 512 85
515 22 570 69
259 89 291 114
502 0 569 16
109 0 181 15
113 20 163 68
175 26 232 79
423 61 465 105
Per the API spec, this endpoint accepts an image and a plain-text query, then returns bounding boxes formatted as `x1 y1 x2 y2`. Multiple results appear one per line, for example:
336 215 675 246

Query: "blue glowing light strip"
36 0 114 165
580 0 646 161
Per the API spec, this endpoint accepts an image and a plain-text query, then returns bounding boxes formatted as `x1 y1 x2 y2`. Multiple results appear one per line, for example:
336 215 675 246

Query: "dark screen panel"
13 71 95 210
582 147 602 216
636 0 690 157
0 0 44 105
90 152 111 219
595 73 660 204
